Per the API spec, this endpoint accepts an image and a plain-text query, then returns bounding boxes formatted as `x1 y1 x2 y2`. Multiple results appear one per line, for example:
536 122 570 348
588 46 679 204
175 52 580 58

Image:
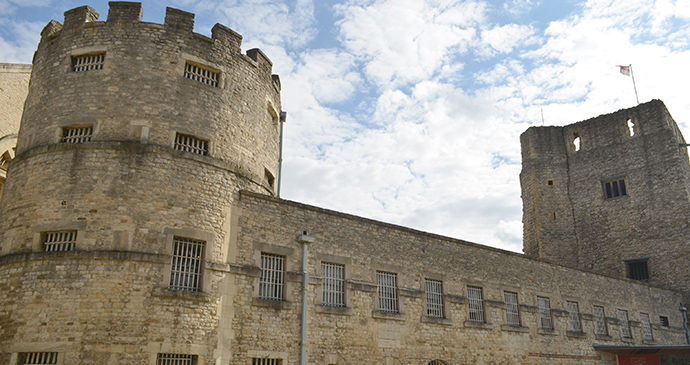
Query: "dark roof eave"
594 344 690 355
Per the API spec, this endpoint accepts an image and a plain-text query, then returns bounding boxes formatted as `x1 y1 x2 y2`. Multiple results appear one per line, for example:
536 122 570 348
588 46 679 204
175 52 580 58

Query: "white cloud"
479 23 537 56
334 0 485 87
0 18 42 63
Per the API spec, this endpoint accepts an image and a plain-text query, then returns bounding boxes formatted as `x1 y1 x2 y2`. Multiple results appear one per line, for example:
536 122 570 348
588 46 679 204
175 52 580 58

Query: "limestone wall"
0 63 30 138
229 191 687 364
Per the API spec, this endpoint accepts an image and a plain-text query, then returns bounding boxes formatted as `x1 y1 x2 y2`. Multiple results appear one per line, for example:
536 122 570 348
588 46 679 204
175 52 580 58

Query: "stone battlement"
39 2 275 81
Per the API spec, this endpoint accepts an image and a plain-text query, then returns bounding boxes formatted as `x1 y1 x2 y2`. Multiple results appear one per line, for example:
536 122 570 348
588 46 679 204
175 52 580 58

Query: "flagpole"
629 64 640 105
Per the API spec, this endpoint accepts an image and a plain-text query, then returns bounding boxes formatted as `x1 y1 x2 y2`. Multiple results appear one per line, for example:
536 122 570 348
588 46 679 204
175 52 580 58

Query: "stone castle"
0 2 689 364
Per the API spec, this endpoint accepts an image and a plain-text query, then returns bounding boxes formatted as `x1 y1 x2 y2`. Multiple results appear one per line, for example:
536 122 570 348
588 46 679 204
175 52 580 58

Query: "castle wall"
0 63 30 138
228 192 687 364
520 100 690 298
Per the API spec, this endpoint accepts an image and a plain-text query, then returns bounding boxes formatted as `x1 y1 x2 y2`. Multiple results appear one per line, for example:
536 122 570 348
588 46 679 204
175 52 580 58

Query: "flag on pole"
618 65 631 76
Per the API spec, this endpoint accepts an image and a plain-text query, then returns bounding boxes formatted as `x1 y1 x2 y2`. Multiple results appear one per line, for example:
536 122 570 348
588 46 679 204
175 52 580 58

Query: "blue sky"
2 0 690 252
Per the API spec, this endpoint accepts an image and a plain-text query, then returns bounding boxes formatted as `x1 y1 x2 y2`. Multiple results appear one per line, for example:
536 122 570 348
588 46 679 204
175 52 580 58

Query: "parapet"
40 2 271 73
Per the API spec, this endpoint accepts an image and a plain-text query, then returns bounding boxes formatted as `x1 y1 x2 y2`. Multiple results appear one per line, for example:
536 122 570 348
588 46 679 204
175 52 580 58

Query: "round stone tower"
0 3 281 364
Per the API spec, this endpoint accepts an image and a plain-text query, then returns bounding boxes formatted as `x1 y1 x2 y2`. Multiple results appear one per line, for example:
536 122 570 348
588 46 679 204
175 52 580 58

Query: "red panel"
618 355 660 365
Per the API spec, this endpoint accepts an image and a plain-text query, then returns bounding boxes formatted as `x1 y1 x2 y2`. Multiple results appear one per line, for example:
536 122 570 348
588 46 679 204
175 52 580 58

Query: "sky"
1 0 690 253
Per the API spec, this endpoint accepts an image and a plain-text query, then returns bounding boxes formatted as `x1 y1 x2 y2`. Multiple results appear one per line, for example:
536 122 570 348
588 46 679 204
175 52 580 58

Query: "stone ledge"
445 294 466 304
372 311 405 321
151 286 215 302
399 288 423 298
538 328 559 336
464 321 493 330
595 334 613 341
566 331 587 339
315 305 352 316
501 324 530 333
252 298 292 309
348 281 376 292
0 250 167 266
420 316 453 326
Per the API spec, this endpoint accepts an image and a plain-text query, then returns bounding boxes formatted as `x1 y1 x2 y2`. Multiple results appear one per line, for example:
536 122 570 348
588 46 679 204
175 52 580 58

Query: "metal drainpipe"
680 303 690 344
298 232 315 365
277 111 287 198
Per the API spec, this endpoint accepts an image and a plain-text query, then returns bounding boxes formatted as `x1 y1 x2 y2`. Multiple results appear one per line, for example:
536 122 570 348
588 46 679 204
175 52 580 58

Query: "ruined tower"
520 100 690 298
0 3 281 363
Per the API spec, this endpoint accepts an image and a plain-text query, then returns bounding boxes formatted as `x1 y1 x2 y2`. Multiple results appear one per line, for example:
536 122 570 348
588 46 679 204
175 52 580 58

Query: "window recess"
61 125 93 143
72 53 105 72
184 62 219 87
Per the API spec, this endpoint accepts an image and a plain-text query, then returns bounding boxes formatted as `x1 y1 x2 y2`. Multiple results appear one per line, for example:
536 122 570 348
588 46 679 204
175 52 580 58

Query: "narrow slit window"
174 133 209 156
157 353 197 365
169 237 205 292
627 119 635 136
184 62 219 87
18 352 58 365
72 53 105 72
61 126 93 143
572 134 581 151
44 230 77 252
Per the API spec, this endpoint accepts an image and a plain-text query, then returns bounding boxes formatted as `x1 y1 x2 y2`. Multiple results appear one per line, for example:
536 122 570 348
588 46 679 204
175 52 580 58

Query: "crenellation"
246 48 273 76
106 2 143 24
211 23 243 53
63 6 99 30
164 7 195 33
40 20 63 40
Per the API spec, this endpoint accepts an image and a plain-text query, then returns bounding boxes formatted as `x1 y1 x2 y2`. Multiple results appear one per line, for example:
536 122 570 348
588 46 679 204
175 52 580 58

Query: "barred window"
184 62 219 87
43 230 77 252
428 361 446 365
169 237 204 292
593 305 608 336
537 296 553 329
567 301 582 332
174 133 209 156
640 312 654 341
321 262 345 307
72 53 105 72
260 253 285 301
157 353 197 365
425 279 444 318
660 316 670 327
618 309 632 339
467 286 484 323
504 291 520 326
18 352 58 365
603 178 627 199
61 126 93 143
627 260 649 281
376 270 398 313
252 359 282 365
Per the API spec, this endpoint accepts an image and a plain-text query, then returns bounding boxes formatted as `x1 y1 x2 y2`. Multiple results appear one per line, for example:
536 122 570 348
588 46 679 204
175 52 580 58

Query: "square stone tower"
520 99 690 299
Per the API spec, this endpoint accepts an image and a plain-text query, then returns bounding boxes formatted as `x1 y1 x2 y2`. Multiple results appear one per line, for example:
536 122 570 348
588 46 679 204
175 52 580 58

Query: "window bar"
641 313 654 340
184 63 219 87
322 262 344 307
376 271 398 313
61 126 93 143
260 253 284 301
594 306 606 335
537 296 552 329
156 353 196 365
504 291 520 326
22 352 58 365
567 301 582 332
44 231 77 252
618 310 632 338
425 279 444 318
169 237 204 291
73 54 105 72
467 286 484 322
